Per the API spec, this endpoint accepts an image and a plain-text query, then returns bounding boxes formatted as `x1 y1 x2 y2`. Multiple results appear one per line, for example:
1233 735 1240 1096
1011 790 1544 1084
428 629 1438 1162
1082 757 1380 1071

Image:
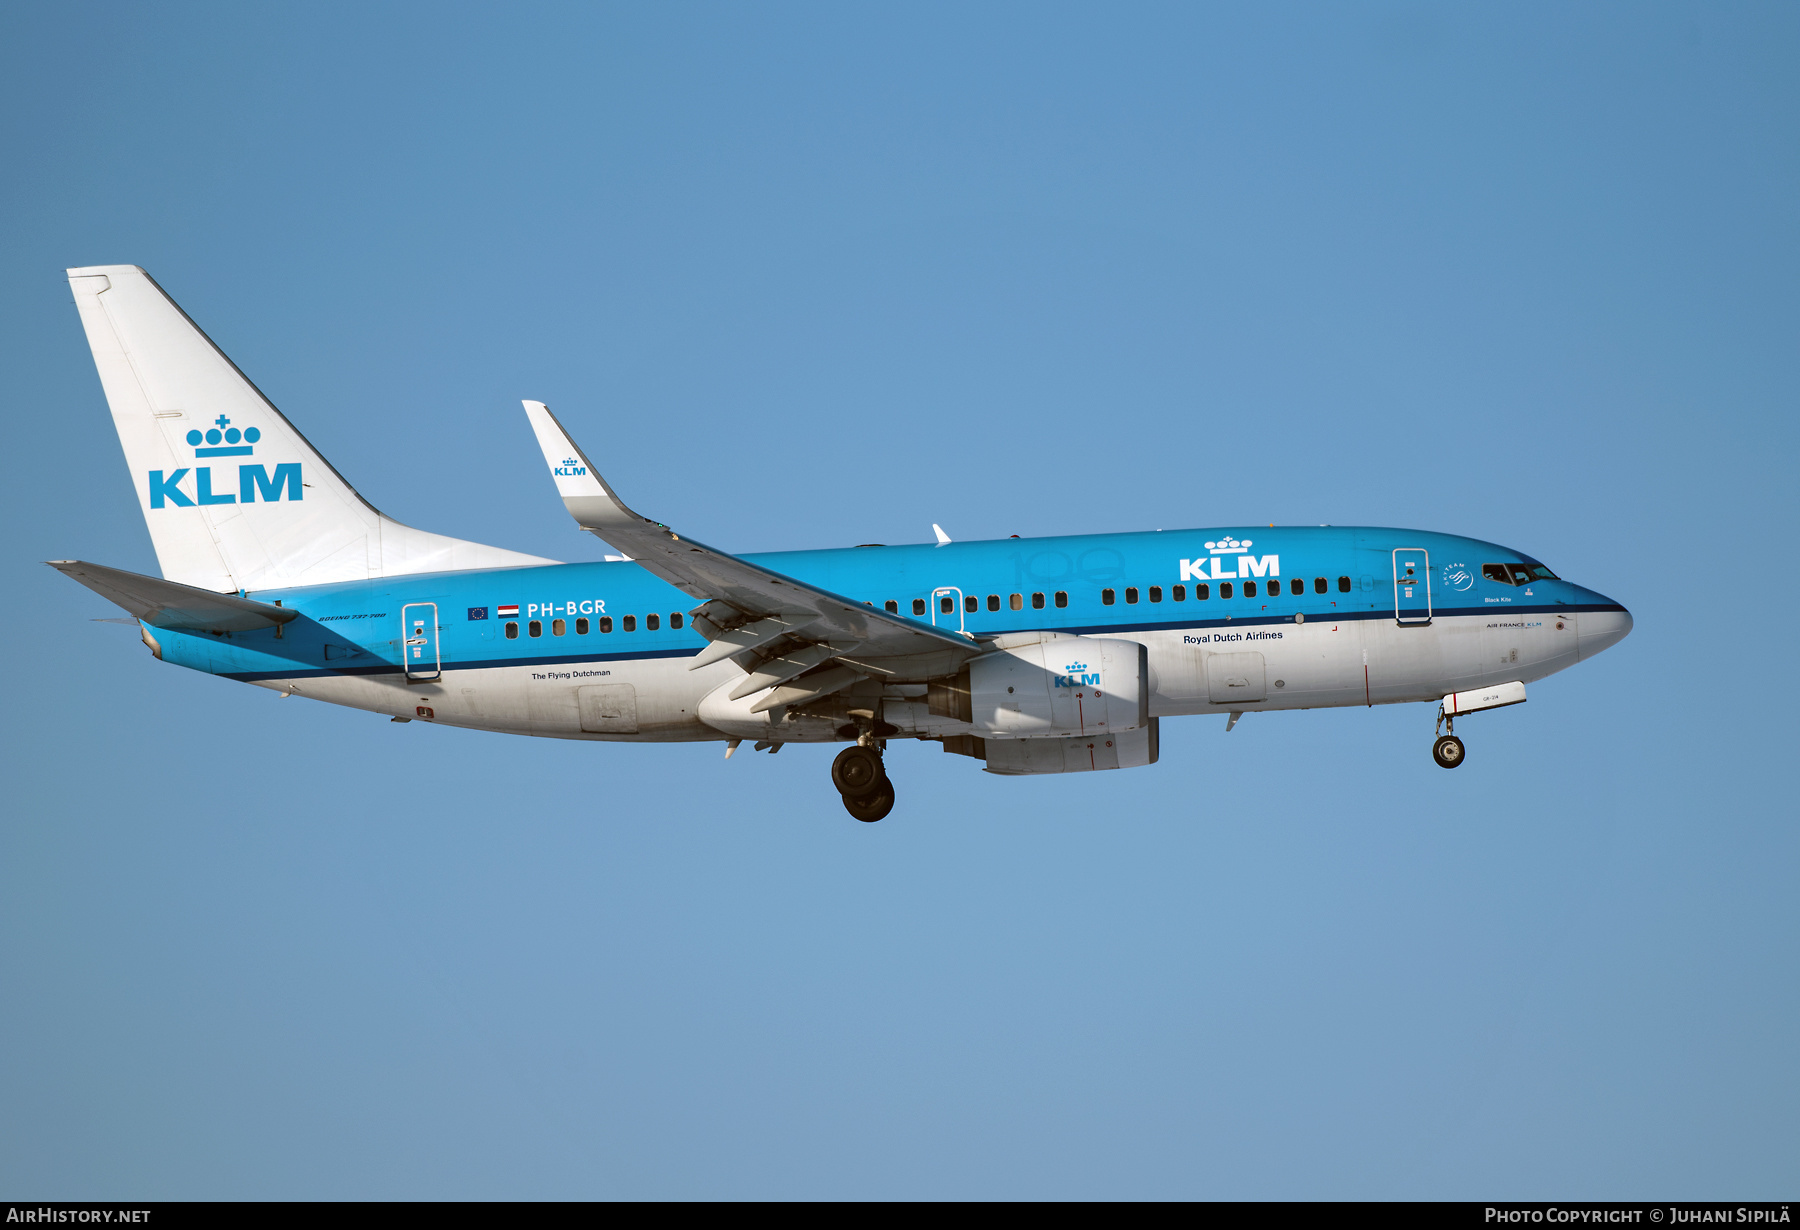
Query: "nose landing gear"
831 743 895 822
1432 704 1466 768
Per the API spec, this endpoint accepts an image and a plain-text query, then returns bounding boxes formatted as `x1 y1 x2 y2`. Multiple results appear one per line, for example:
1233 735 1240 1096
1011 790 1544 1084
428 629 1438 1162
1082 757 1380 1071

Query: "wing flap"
726 643 851 701
687 614 820 671
749 666 868 713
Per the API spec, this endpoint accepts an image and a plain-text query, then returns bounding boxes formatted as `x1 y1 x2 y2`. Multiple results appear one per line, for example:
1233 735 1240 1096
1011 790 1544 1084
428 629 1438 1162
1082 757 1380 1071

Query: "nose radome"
1578 605 1633 661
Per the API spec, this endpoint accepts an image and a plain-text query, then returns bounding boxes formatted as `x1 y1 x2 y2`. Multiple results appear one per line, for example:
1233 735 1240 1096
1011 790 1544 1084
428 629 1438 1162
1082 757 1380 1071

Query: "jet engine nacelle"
962 635 1148 739
983 719 1159 775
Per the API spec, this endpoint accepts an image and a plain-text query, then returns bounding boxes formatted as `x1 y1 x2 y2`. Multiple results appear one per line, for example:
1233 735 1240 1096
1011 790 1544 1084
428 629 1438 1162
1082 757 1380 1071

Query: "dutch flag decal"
497 604 519 619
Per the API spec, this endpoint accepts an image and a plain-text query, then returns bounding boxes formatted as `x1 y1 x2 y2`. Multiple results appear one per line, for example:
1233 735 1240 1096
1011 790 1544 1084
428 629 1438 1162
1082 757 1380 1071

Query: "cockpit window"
1483 562 1560 586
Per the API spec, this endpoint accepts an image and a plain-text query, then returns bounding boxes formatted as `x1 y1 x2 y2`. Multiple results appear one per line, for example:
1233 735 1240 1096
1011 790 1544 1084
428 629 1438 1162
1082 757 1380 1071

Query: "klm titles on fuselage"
146 416 301 509
1179 536 1278 582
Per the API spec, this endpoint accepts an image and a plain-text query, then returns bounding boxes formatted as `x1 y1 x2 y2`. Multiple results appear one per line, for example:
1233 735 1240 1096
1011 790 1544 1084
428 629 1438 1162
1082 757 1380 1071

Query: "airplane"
51 265 1632 821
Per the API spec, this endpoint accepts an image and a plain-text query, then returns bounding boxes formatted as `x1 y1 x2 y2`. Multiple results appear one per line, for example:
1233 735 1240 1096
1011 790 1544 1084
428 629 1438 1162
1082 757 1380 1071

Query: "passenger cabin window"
1054 591 1068 608
576 617 589 635
1102 588 1115 605
505 621 519 639
940 595 955 614
1291 578 1304 595
622 615 636 632
671 613 684 629
1125 587 1139 604
885 600 898 613
1484 562 1560 586
1173 584 1186 601
1243 580 1257 597
1010 593 1023 611
912 599 927 616
647 613 660 631
529 620 543 637
965 595 978 613
1314 576 1327 593
1032 592 1045 609
987 594 1000 611
1196 583 1210 600
599 616 613 633
1221 582 1234 599
1148 586 1163 603
552 618 565 636
1337 576 1352 592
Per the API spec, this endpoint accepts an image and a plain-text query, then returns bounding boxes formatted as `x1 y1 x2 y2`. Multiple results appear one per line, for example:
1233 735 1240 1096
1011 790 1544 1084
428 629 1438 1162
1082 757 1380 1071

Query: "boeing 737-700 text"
52 265 1632 821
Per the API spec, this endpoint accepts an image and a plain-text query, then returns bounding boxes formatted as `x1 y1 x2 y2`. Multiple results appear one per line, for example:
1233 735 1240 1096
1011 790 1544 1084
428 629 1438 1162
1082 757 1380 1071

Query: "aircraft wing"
522 401 976 697
49 559 299 633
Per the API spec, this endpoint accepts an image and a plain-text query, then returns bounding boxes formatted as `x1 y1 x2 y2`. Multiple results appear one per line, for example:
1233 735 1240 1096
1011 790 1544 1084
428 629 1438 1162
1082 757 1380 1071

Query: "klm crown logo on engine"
148 415 301 509
1055 660 1100 688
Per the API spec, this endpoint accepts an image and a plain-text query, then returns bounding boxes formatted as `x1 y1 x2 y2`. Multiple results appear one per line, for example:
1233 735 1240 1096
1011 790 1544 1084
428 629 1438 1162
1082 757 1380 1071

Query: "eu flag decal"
467 607 488 621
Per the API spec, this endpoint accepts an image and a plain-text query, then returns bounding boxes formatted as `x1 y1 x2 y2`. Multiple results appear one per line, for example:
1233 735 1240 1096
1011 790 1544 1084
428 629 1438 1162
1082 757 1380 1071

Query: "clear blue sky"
2 2 1795 1199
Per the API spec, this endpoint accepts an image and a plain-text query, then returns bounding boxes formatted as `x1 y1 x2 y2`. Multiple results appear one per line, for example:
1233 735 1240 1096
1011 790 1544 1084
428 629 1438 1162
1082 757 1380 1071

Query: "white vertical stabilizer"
66 265 554 593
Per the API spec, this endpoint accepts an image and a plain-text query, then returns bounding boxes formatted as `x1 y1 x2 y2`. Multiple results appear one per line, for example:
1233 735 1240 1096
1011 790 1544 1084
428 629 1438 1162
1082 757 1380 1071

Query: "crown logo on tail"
185 415 260 457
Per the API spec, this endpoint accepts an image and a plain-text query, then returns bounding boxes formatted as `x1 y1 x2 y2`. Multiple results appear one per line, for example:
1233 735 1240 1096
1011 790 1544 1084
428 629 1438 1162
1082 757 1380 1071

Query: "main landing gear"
1432 704 1466 769
832 743 895 822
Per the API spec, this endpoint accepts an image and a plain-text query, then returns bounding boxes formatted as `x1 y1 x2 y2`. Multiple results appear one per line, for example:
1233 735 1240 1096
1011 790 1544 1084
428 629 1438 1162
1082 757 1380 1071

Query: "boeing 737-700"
51 266 1632 820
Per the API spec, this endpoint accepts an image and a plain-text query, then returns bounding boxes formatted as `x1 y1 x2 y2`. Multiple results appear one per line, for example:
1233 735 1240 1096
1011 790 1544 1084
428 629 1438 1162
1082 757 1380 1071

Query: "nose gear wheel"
1431 703 1466 768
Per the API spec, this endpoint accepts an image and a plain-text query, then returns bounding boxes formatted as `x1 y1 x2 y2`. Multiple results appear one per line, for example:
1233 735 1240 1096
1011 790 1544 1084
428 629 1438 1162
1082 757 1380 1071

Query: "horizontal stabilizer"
48 560 298 633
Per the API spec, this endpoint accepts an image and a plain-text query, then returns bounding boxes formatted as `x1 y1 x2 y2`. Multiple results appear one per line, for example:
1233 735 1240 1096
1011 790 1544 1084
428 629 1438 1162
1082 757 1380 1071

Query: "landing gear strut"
831 743 895 822
1432 704 1466 769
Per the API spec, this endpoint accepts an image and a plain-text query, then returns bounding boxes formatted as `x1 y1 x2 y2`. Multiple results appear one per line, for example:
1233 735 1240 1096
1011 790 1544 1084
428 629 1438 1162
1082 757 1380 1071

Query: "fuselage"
150 524 1632 744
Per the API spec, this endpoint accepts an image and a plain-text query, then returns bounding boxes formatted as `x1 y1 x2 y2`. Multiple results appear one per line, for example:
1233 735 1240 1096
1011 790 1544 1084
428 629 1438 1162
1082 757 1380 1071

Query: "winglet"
932 523 951 546
522 400 652 547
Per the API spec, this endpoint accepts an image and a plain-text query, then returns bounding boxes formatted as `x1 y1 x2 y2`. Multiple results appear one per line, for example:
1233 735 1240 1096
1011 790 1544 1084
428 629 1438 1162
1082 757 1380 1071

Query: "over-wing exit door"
932 587 965 634
1393 549 1431 626
402 603 441 681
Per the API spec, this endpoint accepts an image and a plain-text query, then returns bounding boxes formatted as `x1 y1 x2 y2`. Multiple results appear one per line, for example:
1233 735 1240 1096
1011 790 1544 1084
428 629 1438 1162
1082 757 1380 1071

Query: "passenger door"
1393 549 1431 626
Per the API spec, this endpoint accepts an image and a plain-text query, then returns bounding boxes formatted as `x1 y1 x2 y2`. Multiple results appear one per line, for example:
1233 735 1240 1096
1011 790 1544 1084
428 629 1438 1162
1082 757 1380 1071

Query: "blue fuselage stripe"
211 604 1623 683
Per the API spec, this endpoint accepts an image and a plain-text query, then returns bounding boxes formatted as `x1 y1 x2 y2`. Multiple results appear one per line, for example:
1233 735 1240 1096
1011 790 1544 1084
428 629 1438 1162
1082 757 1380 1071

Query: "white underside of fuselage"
249 610 1629 745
